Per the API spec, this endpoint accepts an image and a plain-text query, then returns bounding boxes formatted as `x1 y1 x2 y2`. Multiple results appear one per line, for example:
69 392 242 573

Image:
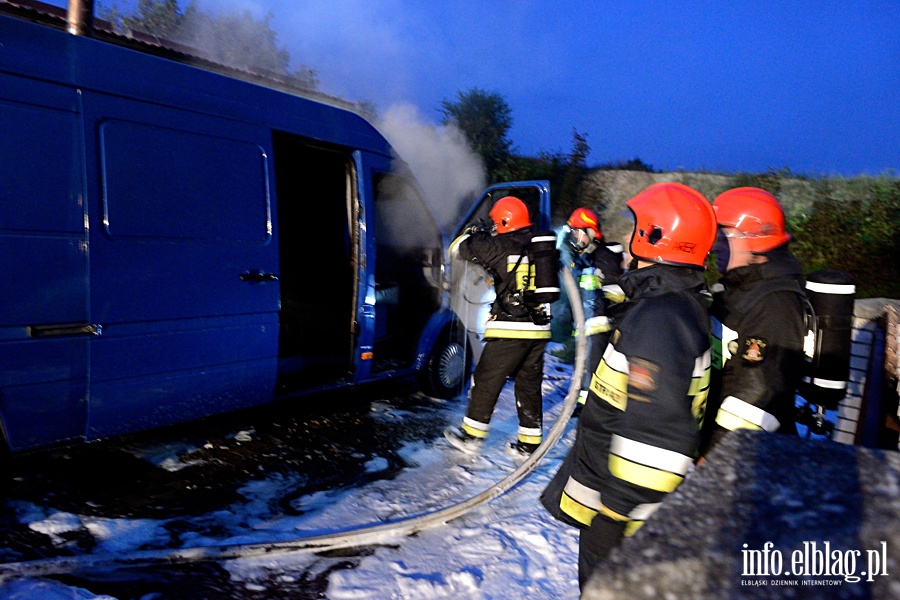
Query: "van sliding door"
83 93 280 439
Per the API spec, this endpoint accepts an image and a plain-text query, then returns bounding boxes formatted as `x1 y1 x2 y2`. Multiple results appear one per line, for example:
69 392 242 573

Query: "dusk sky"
64 1 900 177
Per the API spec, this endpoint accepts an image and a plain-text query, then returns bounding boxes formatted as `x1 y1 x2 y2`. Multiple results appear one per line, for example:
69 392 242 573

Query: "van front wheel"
419 330 471 399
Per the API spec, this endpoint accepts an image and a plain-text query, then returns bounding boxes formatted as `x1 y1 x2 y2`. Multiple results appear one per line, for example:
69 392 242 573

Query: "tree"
185 10 287 73
439 88 515 183
790 177 900 298
597 157 655 172
105 0 195 39
556 129 591 215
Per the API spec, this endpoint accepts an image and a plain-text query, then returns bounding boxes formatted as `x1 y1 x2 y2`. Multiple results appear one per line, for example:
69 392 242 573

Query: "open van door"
449 180 552 364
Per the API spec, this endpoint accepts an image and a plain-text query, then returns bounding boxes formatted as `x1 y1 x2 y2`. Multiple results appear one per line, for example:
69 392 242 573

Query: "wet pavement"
0 378 463 599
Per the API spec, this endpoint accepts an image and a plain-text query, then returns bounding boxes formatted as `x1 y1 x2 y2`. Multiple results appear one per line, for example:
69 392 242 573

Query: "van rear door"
0 75 90 451
82 92 280 439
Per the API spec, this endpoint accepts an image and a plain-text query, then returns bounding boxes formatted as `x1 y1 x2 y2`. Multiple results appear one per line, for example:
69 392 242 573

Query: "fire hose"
0 266 587 581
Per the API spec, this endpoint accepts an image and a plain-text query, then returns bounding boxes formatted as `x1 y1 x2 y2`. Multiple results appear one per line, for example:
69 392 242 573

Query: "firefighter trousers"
465 337 547 433
578 513 627 591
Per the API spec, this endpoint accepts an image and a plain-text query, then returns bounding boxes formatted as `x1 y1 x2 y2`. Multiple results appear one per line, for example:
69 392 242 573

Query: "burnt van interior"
370 173 443 375
273 133 356 390
272 134 443 392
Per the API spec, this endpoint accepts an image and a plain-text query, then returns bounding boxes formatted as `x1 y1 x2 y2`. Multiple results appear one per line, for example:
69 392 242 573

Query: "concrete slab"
583 429 900 599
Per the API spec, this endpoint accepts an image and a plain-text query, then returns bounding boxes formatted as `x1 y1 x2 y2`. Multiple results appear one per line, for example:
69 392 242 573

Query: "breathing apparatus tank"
797 269 856 434
522 231 561 324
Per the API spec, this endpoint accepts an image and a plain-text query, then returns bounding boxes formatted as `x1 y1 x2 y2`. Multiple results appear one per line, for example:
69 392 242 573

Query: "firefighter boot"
506 440 540 459
443 426 484 455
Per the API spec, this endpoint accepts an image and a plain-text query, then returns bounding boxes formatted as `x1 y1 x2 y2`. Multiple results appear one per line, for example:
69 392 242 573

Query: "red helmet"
626 182 716 268
566 207 603 251
490 196 531 233
567 207 603 239
713 187 791 253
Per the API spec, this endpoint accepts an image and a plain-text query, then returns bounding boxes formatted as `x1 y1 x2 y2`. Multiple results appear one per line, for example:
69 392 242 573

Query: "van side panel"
0 75 89 451
0 12 459 452
83 93 280 439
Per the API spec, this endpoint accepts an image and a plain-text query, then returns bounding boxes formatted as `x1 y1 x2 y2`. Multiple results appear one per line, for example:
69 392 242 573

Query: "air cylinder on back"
524 231 561 305
799 269 856 410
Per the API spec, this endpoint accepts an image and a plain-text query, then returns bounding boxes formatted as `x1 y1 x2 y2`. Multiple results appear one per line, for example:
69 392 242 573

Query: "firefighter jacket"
700 246 806 456
547 264 711 535
451 226 552 340
569 242 626 338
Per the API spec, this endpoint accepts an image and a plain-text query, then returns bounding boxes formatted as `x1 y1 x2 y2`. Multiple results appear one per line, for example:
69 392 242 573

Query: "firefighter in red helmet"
698 187 806 459
541 182 716 591
445 196 560 458
564 207 625 416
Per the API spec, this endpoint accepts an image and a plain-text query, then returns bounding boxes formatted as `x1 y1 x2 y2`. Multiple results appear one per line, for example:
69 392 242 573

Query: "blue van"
0 5 553 456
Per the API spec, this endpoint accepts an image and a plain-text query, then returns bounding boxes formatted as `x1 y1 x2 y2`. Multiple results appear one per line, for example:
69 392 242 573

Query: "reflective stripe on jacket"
559 264 711 534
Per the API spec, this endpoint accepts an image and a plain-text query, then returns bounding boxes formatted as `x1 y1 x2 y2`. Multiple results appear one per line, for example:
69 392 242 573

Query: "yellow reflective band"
692 388 708 425
690 351 711 422
462 417 490 438
579 274 602 291
519 433 542 445
518 425 542 445
611 435 693 475
563 476 601 508
719 396 780 431
585 316 613 336
449 233 469 256
590 361 628 410
715 410 762 432
598 504 630 521
507 254 528 268
560 493 598 527
484 320 552 339
484 328 552 340
624 520 644 537
602 284 626 303
599 503 651 536
688 370 710 396
608 455 684 493
461 423 489 439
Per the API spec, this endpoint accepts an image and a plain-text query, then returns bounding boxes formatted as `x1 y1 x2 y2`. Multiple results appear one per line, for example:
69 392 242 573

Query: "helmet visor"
567 227 594 251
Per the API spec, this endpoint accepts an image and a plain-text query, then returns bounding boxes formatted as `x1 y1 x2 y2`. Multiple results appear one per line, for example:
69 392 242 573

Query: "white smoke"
374 103 486 236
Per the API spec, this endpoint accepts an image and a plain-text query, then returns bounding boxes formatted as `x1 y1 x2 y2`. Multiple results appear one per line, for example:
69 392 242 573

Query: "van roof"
0 0 393 156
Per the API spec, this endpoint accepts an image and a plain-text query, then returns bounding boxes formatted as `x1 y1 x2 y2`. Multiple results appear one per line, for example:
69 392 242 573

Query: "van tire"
420 329 471 399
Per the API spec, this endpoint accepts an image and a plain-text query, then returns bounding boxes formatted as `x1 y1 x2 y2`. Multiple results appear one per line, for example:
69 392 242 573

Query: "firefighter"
564 207 625 416
540 182 716 591
698 187 807 459
444 196 557 458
